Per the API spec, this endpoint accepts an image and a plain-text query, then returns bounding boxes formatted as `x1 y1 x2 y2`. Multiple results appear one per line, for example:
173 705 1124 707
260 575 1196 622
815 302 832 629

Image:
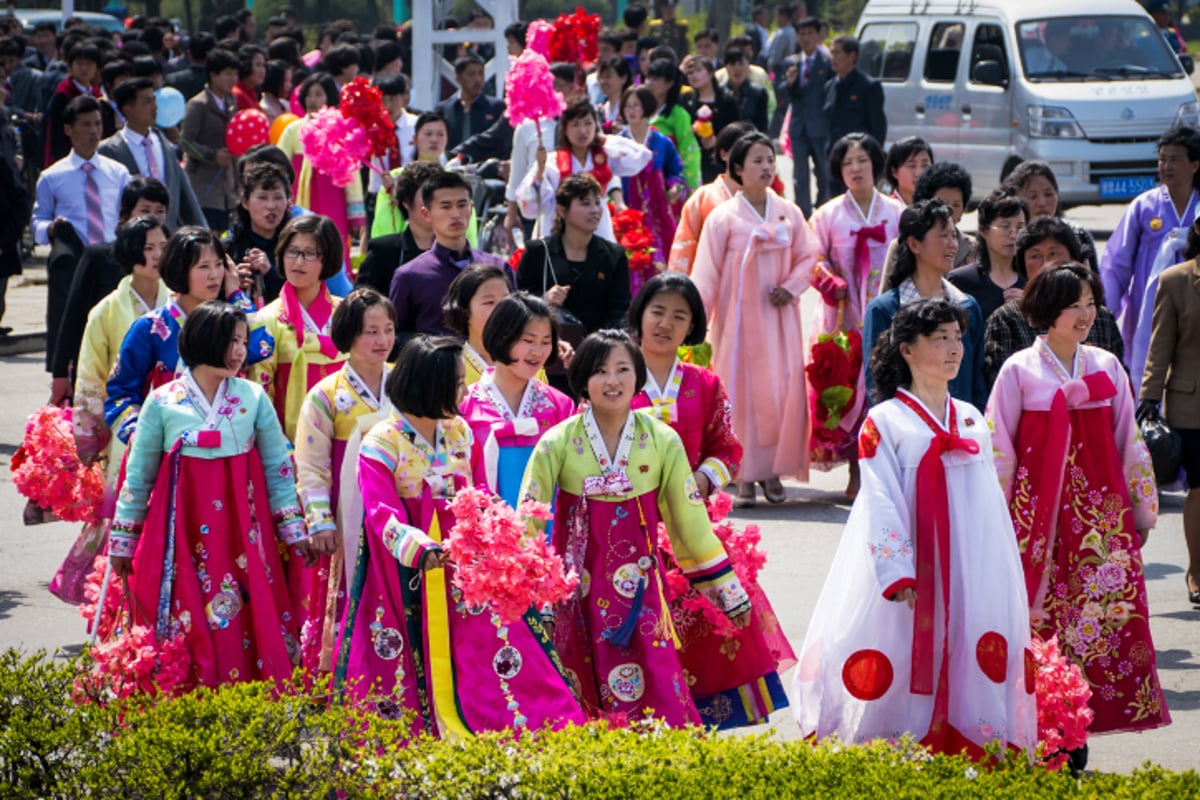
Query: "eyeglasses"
283 248 322 262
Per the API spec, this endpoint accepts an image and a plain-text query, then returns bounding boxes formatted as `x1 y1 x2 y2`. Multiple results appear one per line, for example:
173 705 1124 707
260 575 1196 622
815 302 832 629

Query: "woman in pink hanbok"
808 133 905 489
987 264 1170 735
691 132 821 507
335 336 584 737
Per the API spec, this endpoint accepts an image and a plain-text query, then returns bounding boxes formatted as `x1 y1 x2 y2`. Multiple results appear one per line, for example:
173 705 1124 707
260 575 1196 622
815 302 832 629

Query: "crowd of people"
4 0 1196 764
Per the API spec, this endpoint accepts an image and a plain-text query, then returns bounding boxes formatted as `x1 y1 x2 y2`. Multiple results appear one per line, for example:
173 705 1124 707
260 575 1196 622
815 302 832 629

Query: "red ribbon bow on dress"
895 392 980 696
281 283 340 360
852 223 887 288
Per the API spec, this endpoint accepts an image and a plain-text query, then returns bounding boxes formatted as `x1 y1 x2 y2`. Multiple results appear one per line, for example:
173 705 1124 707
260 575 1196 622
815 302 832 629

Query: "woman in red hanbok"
987 264 1170 735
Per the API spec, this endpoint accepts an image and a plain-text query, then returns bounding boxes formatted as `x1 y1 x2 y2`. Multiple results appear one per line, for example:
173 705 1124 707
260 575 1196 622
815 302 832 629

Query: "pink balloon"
225 109 270 156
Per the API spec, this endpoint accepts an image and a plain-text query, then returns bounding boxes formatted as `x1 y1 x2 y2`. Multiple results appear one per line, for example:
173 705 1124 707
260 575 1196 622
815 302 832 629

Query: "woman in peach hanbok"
691 133 820 507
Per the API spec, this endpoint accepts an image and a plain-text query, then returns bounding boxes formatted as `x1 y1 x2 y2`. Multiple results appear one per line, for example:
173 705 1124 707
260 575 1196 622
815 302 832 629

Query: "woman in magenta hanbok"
618 86 686 297
335 336 584 737
988 264 1169 735
109 302 315 690
520 330 753 726
629 273 795 729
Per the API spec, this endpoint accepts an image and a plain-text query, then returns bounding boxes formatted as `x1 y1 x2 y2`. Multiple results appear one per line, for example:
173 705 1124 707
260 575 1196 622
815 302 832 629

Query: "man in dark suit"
779 17 833 216
434 54 504 151
824 34 887 195
100 77 206 231
723 47 769 133
165 33 214 106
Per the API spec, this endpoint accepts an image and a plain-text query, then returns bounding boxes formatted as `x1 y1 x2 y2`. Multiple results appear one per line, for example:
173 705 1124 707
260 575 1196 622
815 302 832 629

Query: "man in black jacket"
355 161 443 298
824 34 887 195
434 55 504 151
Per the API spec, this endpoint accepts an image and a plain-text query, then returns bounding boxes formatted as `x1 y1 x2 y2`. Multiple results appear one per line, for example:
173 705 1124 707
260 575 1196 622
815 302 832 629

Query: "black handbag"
1140 412 1183 486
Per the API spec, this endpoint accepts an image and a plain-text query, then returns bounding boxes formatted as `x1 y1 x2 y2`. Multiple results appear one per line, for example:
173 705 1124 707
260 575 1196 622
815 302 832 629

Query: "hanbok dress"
618 127 685 296
649 103 701 193
987 341 1170 734
516 137 652 241
109 374 309 689
793 390 1037 757
460 372 576 508
460 345 547 388
808 190 906 467
667 176 735 275
294 364 392 673
631 359 796 728
335 413 585 738
1100 184 1199 388
519 409 753 726
691 191 821 482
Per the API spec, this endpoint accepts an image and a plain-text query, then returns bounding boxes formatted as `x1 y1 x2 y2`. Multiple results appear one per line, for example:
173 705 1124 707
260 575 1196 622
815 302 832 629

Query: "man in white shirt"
99 77 205 230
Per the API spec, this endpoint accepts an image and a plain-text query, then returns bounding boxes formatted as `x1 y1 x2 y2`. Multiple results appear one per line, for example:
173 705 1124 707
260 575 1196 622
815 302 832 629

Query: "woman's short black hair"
555 97 601 151
883 136 934 188
828 132 885 186
119 176 171 219
1013 216 1082 276
714 120 756 172
868 298 967 402
275 215 344 281
620 85 656 121
386 335 463 419
554 173 604 235
1021 262 1104 330
233 162 291 231
627 272 707 346
483 292 559 368
331 287 397 352
178 301 248 370
160 226 228 294
974 188 1028 274
414 110 448 139
727 132 774 185
645 58 682 111
1003 160 1059 204
298 71 339 108
262 58 290 97
596 54 632 89
238 143 296 185
568 329 647 400
321 43 360 75
442 263 510 336
913 161 972 206
885 199 955 291
114 216 168 274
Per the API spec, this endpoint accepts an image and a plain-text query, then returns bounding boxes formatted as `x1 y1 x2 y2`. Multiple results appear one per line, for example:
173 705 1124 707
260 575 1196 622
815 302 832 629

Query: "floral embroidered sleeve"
984 360 1024 500
359 428 439 568
1110 361 1158 530
698 376 742 490
247 309 280 406
110 389 167 556
858 411 916 599
654 422 751 619
104 316 157 444
294 385 337 534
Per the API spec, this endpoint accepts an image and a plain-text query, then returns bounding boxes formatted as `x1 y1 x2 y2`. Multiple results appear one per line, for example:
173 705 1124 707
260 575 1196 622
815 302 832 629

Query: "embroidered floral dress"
987 340 1169 734
519 409 752 726
335 413 584 738
109 374 309 690
293 364 392 673
632 359 796 728
619 127 686 295
793 391 1036 757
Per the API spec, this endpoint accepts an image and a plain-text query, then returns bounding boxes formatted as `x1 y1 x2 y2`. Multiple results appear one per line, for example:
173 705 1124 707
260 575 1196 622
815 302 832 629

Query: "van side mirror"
1181 53 1195 76
972 59 1007 86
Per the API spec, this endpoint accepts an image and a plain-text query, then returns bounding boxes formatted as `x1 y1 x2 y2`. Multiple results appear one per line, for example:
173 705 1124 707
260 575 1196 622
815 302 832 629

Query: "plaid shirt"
983 299 1125 391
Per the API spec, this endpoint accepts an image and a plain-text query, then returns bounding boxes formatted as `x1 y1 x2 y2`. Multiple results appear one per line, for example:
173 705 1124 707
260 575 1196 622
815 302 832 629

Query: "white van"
855 0 1199 204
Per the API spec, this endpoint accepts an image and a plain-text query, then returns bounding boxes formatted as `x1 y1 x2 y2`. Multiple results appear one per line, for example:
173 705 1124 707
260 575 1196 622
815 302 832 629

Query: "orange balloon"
269 113 299 145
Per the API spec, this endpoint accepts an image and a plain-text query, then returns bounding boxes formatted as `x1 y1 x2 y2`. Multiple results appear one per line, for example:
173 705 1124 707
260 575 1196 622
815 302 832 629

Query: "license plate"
1099 175 1157 199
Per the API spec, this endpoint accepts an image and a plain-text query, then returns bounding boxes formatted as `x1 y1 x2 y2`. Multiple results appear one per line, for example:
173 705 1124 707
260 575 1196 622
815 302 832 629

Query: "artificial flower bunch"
1030 634 1093 770
806 329 863 460
11 406 104 524
443 488 579 624
338 76 397 161
299 107 372 187
611 205 656 276
548 7 601 67
504 48 565 131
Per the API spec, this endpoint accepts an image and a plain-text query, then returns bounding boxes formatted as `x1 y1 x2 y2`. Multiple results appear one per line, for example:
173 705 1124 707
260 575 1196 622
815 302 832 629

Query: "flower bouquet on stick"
11 406 104 525
299 76 395 187
806 327 863 465
1030 634 1093 771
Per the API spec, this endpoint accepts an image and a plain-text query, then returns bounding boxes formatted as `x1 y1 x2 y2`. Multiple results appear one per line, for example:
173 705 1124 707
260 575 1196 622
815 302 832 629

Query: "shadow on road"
1144 561 1185 581
728 492 853 525
0 589 24 620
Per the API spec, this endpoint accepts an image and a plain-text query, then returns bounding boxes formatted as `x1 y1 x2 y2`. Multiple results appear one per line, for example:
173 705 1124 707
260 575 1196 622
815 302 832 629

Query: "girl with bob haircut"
105 226 268 446
865 199 986 411
294 287 398 673
691 131 821 507
224 162 295 304
517 95 653 241
948 188 1028 320
644 58 701 191
338 335 585 737
809 132 906 486
618 85 686 295
795 298 1037 758
460 292 574 507
442 263 514 384
520 329 753 726
251 214 347 442
883 136 934 206
987 264 1169 737
107 301 315 691
629 272 797 729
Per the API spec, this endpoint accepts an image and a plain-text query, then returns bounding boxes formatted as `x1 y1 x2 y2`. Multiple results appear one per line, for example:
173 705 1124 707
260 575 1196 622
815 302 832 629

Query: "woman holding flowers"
987 264 1169 735
520 330 752 726
337 335 584 737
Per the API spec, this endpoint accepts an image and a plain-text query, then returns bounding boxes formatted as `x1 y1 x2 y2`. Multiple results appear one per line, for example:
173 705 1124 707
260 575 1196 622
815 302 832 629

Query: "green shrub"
1 649 1198 799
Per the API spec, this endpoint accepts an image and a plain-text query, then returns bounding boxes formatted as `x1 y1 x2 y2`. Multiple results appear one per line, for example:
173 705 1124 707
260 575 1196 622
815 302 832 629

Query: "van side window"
924 22 965 83
969 24 1009 83
859 22 918 82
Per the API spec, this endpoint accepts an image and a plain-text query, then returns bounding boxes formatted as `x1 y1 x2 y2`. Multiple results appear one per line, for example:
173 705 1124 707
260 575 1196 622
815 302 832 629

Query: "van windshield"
1017 15 1184 81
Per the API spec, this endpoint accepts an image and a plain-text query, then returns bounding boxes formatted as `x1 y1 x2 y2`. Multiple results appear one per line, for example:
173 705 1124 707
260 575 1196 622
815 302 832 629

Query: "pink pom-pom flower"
504 49 566 129
525 19 554 59
298 107 371 188
11 406 104 524
1030 634 1094 770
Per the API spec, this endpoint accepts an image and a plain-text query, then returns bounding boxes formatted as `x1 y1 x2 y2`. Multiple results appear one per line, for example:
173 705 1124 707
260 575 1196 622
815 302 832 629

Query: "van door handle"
961 103 972 114
916 103 925 114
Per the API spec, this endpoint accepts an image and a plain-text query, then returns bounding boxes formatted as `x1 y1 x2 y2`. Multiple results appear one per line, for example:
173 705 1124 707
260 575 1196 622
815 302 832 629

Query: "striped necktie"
81 161 104 244
142 133 162 181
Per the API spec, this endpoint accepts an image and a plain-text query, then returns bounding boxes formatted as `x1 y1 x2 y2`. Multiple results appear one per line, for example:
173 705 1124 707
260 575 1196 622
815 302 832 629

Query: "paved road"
0 199 1195 776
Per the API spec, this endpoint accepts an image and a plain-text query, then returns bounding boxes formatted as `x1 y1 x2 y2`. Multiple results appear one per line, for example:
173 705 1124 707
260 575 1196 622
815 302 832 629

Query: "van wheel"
1000 158 1023 185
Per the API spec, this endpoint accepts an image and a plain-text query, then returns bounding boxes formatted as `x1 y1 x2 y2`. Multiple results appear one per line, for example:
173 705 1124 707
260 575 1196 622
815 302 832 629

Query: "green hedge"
1 649 1197 799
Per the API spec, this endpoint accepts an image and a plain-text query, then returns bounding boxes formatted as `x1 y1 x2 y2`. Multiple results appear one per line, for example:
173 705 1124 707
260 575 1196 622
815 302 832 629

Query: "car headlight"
1175 101 1199 129
1027 105 1084 139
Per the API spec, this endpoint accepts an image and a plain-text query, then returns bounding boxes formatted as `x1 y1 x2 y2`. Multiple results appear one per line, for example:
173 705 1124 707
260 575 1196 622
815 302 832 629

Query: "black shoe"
1189 587 1200 606
1067 744 1088 777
